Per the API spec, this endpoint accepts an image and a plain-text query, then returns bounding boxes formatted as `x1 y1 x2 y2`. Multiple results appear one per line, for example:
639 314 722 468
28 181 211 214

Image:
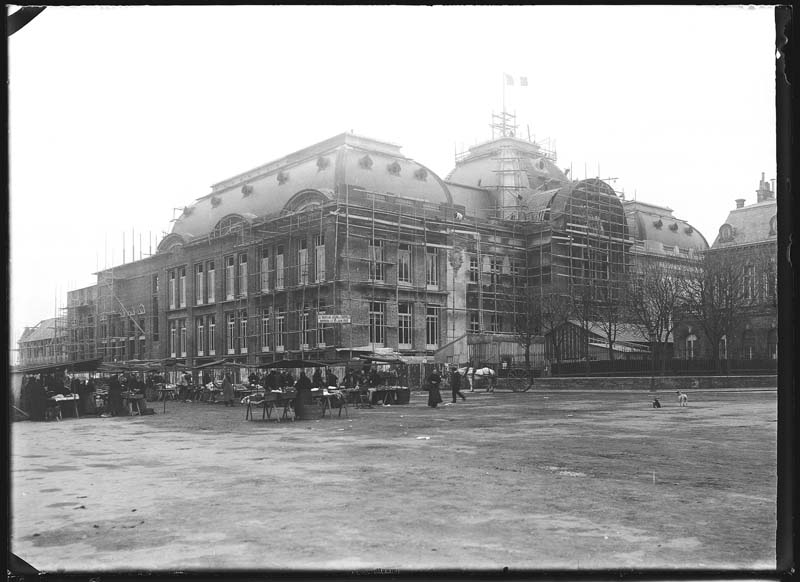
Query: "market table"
121 392 146 416
317 389 348 418
156 387 177 413
368 386 410 405
46 394 80 421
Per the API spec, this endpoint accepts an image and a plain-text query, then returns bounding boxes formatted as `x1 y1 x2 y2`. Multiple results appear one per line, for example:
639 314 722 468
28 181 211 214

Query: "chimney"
756 172 774 203
735 198 746 209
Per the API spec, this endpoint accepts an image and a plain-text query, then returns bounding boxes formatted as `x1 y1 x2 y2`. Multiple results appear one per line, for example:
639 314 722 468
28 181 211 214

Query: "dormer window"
241 184 254 197
719 223 734 242
210 196 222 208
652 219 663 229
684 226 694 235
359 155 373 170
669 223 678 231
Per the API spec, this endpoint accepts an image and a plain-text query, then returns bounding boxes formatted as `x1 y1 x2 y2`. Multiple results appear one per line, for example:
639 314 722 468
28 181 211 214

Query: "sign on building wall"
317 314 351 324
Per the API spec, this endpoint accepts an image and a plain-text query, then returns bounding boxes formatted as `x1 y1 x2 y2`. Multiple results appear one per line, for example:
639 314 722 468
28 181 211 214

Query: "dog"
676 390 689 407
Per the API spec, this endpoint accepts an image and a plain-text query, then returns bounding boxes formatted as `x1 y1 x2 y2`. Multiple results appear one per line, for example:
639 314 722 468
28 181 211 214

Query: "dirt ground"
10 387 777 573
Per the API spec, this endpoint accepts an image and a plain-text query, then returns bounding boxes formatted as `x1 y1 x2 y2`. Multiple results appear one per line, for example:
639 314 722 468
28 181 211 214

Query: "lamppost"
649 332 656 391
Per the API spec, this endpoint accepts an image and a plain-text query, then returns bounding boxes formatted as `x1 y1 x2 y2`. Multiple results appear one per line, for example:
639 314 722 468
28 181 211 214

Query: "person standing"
222 373 235 407
451 366 467 403
108 375 124 416
427 369 443 408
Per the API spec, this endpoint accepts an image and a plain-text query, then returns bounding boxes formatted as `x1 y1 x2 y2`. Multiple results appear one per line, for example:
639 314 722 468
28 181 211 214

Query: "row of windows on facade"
159 240 449 310
163 304 443 358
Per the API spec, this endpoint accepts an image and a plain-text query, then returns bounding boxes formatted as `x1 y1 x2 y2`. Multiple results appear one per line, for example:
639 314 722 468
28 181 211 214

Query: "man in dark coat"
450 366 467 403
427 369 443 408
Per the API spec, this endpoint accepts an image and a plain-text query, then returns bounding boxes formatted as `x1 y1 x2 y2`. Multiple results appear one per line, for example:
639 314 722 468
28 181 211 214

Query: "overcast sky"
8 5 777 360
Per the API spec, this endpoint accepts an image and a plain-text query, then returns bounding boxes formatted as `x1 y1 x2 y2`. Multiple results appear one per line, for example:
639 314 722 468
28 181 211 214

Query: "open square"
11 387 776 572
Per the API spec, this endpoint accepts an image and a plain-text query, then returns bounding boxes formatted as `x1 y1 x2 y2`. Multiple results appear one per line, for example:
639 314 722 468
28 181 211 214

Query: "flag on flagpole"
520 76 528 87
505 73 514 86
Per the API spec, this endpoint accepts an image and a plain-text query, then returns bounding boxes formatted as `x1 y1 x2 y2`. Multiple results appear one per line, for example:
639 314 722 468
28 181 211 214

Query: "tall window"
208 315 216 356
490 258 500 286
767 328 778 360
238 254 248 297
298 240 309 285
195 264 204 305
489 313 500 333
207 261 216 303
743 264 755 300
169 320 177 357
225 256 235 300
369 301 386 346
317 309 328 348
275 309 285 352
179 319 187 357
370 240 384 282
398 244 411 285
768 259 777 304
168 270 176 310
425 306 440 349
260 310 270 352
741 330 755 360
196 317 205 356
226 312 236 354
469 312 480 333
152 298 159 340
260 249 270 292
314 235 326 283
398 302 412 349
152 274 160 295
300 306 311 349
469 256 479 283
178 267 186 308
719 335 727 360
426 247 439 287
239 310 248 353
276 246 285 290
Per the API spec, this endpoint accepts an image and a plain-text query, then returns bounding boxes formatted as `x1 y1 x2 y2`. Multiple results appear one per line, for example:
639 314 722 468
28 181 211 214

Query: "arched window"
212 215 246 238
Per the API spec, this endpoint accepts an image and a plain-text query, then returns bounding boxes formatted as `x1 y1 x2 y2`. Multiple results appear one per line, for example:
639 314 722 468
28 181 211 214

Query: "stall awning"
260 359 329 369
13 357 103 375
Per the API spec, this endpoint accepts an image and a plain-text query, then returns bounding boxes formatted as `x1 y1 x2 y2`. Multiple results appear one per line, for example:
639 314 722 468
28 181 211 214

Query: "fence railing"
538 358 777 377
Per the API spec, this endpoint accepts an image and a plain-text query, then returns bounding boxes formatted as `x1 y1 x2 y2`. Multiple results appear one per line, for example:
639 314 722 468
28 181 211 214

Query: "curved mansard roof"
170 133 452 239
623 200 709 253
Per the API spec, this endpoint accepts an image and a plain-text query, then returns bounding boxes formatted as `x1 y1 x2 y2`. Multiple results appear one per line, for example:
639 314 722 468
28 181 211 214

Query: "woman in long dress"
427 369 443 408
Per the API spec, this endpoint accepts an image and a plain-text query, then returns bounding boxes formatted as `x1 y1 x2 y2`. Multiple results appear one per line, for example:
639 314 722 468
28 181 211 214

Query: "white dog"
676 390 689 406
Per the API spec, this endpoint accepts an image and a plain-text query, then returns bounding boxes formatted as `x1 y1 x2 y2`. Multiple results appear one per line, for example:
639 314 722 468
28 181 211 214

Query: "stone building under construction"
26 115 713 375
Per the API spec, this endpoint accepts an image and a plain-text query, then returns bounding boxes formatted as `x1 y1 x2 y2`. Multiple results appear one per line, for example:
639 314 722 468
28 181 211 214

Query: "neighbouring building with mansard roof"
674 173 777 363
23 120 736 379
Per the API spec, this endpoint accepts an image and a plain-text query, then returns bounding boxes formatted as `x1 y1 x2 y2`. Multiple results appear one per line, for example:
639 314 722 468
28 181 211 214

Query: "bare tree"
512 286 543 382
592 278 629 363
683 246 770 371
627 261 689 374
539 291 575 371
